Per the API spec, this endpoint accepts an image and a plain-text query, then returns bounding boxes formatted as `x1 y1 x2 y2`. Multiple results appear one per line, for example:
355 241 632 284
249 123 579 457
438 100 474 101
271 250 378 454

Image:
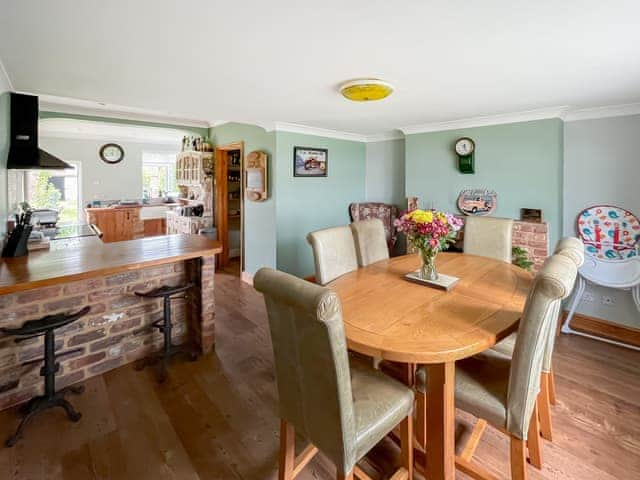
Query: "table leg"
425 362 455 480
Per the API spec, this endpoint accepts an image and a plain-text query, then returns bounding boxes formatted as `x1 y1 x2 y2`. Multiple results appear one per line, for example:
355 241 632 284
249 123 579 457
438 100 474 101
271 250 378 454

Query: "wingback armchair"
348 202 399 252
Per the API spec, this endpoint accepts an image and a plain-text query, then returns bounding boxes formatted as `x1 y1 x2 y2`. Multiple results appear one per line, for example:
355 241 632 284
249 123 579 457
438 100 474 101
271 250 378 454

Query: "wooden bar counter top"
0 234 222 411
0 234 222 295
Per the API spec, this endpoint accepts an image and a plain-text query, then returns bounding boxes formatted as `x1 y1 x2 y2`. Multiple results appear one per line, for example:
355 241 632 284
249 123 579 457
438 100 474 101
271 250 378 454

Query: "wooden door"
215 149 229 266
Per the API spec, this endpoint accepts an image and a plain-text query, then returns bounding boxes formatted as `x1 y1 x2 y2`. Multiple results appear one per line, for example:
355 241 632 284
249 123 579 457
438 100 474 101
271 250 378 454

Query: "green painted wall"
209 123 277 275
39 111 209 137
275 132 366 277
405 119 564 248
0 92 10 235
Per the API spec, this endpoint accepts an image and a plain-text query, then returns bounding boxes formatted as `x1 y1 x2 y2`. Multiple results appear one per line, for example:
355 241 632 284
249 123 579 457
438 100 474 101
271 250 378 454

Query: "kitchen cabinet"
85 207 144 243
143 218 166 237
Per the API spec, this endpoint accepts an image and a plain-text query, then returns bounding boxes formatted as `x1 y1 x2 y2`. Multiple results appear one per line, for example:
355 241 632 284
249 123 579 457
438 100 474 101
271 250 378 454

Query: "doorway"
215 142 244 274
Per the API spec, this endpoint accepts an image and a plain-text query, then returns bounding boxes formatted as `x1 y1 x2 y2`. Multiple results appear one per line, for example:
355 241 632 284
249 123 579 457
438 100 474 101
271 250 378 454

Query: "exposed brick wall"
0 255 216 411
511 221 549 273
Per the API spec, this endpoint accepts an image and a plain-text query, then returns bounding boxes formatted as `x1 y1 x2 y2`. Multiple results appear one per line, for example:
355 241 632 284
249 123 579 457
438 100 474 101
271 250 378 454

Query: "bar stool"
0 306 91 447
134 283 198 382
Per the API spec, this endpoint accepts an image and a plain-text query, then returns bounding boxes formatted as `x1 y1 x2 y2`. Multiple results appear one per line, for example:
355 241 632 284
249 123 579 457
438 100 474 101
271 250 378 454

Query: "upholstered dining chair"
463 216 514 262
492 237 584 442
350 219 390 267
414 254 578 480
307 226 359 285
254 268 414 480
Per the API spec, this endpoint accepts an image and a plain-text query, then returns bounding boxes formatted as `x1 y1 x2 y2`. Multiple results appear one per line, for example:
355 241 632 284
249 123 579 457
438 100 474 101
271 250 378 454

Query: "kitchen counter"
0 234 221 295
0 234 222 411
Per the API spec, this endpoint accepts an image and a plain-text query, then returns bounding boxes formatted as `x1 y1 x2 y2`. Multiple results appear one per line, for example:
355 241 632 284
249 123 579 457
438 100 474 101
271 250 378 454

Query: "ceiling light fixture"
340 78 394 102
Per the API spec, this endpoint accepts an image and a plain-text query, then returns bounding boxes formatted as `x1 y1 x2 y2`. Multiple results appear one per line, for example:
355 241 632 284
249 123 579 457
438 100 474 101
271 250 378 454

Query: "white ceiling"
1 0 639 136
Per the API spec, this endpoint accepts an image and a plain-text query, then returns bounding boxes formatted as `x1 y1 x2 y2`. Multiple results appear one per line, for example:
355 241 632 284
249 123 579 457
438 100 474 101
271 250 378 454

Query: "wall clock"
454 137 475 174
99 143 124 164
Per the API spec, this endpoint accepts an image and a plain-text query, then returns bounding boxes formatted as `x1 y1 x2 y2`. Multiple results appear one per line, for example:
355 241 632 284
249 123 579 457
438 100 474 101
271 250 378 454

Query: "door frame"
215 142 244 270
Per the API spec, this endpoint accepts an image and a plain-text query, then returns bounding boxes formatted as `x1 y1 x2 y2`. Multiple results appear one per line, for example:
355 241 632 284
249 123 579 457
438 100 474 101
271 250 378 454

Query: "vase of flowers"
395 209 463 281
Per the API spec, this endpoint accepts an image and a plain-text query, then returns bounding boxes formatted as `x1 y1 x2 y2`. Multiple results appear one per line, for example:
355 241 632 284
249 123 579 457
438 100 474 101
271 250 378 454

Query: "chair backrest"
254 268 357 473
307 226 359 285
350 219 390 267
463 216 514 262
541 237 584 373
506 254 577 439
348 202 399 249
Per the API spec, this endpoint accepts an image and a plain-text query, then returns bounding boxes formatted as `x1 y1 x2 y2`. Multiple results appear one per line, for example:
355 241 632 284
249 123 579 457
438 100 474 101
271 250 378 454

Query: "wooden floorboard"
0 267 638 479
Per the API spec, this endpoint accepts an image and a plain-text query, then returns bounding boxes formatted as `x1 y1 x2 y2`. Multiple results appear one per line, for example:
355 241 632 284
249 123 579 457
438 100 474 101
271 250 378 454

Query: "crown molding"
562 102 640 122
30 93 210 129
39 117 189 146
365 130 405 142
400 106 569 135
272 122 368 142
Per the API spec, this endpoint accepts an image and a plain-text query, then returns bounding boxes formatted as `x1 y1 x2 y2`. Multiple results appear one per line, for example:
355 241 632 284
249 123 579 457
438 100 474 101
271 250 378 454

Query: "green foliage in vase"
512 246 534 271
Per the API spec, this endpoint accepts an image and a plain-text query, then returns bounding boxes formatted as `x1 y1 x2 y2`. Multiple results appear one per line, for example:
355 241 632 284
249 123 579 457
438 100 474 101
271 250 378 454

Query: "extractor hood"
7 93 73 170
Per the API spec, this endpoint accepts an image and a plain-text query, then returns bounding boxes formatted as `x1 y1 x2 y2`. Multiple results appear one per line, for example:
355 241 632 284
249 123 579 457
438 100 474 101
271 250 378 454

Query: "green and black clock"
455 137 475 174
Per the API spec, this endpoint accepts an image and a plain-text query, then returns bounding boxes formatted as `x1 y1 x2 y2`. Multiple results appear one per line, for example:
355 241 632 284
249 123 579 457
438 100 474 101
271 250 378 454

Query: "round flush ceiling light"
340 78 394 102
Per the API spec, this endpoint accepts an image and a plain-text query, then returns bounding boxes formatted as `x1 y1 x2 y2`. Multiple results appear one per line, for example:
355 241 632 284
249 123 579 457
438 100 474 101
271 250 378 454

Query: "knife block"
2 225 33 257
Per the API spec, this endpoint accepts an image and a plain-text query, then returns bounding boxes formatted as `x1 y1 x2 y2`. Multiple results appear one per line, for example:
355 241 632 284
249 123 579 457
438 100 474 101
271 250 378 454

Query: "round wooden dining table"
328 252 532 480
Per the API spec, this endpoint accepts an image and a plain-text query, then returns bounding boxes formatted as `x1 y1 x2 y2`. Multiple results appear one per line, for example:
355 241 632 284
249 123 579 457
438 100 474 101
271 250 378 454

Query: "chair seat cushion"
415 350 511 430
491 332 516 358
349 358 414 460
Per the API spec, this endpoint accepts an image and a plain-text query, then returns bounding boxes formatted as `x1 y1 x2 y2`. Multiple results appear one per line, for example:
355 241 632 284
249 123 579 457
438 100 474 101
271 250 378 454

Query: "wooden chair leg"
416 390 427 450
538 374 553 441
510 436 527 480
279 419 295 480
400 415 413 480
527 404 543 469
547 369 557 405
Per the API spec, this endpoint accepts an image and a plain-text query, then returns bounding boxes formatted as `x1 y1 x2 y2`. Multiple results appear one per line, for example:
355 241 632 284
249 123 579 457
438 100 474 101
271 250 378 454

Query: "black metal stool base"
7 385 84 447
135 343 199 383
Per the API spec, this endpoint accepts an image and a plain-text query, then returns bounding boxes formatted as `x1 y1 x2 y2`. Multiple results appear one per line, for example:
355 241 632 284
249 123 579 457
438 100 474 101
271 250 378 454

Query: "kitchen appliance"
30 208 60 227
7 93 73 170
179 205 204 217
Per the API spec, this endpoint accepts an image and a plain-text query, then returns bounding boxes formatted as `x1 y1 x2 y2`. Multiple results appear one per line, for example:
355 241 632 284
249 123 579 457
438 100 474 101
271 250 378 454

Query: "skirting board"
241 271 253 286
562 311 640 348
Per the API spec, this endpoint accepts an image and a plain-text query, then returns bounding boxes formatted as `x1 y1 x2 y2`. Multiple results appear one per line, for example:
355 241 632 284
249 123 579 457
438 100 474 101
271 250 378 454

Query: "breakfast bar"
0 235 222 411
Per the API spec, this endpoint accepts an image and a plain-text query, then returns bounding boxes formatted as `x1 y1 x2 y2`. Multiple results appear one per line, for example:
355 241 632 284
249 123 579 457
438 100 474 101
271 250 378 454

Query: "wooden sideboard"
85 206 144 243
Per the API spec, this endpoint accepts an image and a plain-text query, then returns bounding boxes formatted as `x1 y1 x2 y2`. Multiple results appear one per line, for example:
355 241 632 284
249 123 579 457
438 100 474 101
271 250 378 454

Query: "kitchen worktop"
0 234 222 295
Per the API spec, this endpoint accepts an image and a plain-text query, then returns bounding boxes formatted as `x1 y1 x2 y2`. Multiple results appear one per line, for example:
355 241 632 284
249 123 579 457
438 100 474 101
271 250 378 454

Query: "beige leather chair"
254 268 414 480
414 254 578 480
463 216 514 262
492 237 584 442
350 219 390 267
307 226 359 285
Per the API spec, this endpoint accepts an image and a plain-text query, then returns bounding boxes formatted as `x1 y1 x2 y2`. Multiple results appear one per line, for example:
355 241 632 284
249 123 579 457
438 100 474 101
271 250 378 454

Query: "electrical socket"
583 290 595 302
601 295 616 306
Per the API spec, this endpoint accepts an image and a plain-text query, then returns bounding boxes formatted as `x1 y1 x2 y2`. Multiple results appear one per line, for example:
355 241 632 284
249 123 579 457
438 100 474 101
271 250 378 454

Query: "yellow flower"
407 209 433 224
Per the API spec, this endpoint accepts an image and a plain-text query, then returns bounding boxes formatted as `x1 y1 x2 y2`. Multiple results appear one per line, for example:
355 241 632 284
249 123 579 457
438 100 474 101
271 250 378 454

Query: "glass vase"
418 247 438 281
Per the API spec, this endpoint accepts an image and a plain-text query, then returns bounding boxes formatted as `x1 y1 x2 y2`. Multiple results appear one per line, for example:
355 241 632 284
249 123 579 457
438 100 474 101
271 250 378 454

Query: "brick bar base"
0 255 216 411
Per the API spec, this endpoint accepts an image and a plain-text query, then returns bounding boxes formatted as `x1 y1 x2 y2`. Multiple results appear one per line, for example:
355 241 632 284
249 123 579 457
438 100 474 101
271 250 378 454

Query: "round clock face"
455 137 475 156
99 143 124 164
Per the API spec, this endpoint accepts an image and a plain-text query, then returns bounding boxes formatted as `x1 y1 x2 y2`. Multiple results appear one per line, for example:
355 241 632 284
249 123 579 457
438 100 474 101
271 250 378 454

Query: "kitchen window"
142 152 178 199
7 163 81 225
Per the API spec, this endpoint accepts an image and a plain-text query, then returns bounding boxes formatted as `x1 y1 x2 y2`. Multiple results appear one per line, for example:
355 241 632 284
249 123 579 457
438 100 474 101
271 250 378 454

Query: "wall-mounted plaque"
457 189 497 216
245 150 268 202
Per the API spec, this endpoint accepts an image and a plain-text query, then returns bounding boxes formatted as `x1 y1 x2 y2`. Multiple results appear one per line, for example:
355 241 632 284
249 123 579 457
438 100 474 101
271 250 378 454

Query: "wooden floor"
1 267 639 479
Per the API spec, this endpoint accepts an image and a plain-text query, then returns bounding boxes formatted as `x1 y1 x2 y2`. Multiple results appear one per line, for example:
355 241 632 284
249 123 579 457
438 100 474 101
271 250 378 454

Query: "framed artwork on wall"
293 146 328 177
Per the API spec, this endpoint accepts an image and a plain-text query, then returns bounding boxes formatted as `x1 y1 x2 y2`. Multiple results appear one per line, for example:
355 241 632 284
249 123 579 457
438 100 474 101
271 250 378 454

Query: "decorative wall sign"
577 205 639 260
294 147 327 177
457 189 497 216
99 143 124 164
245 150 268 202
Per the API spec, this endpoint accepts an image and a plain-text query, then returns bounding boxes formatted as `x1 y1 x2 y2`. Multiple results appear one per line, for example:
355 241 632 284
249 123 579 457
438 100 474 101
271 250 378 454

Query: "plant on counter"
394 209 463 280
512 246 534 271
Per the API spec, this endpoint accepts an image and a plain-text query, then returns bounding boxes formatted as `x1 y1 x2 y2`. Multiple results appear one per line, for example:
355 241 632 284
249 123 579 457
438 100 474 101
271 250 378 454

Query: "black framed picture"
293 146 328 177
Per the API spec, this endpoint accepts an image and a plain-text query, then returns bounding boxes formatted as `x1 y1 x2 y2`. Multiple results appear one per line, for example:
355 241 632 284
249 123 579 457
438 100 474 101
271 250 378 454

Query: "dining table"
328 252 532 480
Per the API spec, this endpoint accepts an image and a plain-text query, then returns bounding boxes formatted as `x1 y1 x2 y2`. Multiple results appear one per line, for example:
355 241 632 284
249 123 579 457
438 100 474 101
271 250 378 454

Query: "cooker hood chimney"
7 93 72 170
